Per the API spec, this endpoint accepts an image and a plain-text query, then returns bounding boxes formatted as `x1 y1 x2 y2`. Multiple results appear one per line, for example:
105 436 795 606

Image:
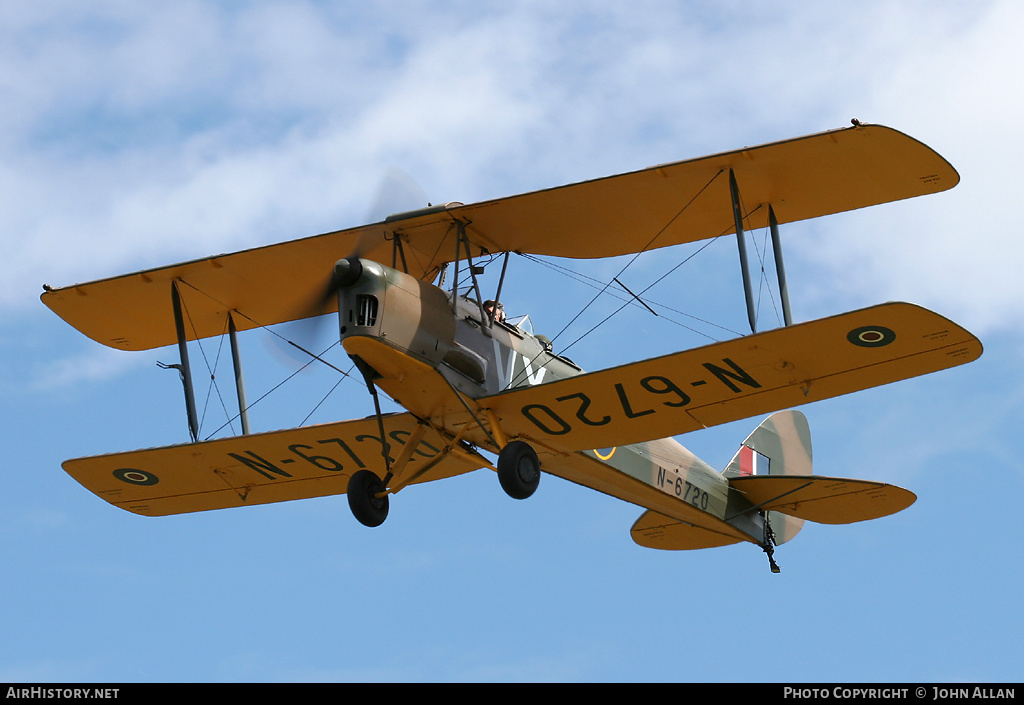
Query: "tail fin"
724 409 812 479
724 409 812 545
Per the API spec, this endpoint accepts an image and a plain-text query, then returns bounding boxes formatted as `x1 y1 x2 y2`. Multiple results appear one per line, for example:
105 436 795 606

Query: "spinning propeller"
296 167 428 323
278 169 432 525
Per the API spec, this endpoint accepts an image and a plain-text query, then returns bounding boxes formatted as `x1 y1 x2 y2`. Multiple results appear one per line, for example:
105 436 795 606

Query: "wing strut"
729 170 758 333
163 285 252 441
227 312 251 435
454 220 492 328
170 281 200 442
730 171 795 332
769 205 794 327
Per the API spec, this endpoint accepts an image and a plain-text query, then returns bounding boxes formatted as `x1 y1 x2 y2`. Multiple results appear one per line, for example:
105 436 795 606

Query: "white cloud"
30 345 155 391
793 1 1023 336
5 1 1017 348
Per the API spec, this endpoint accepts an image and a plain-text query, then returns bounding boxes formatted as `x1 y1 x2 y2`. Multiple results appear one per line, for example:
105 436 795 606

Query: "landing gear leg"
346 355 393 527
497 440 541 500
348 469 389 527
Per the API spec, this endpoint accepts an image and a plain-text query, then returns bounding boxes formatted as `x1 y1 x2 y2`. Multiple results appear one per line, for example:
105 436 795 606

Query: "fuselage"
334 257 766 545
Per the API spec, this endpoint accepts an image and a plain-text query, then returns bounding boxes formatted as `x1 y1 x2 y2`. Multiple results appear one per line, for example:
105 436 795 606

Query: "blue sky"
2 1 1022 683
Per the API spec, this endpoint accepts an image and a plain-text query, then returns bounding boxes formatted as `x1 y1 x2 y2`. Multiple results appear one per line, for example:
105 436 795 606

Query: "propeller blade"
353 167 429 260
367 167 429 222
278 167 429 366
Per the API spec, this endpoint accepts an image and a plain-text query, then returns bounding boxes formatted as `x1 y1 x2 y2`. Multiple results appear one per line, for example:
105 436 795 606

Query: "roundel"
113 468 159 486
847 325 896 348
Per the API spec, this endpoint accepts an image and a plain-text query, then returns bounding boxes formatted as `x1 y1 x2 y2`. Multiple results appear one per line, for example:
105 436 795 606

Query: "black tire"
497 441 541 500
347 470 389 527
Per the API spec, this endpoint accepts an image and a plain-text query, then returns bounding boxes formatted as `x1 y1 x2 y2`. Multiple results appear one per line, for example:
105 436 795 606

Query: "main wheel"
497 441 541 500
347 470 389 527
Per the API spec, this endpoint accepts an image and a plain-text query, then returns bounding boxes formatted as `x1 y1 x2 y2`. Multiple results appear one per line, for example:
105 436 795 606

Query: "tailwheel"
347 469 390 527
497 440 541 500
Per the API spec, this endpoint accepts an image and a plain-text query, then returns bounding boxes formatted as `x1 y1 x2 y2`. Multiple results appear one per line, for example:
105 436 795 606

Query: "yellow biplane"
42 122 981 571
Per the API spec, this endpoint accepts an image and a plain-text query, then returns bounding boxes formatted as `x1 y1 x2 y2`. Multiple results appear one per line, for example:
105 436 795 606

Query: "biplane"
42 122 982 572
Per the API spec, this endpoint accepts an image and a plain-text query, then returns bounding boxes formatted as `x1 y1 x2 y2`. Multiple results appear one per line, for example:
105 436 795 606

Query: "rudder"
724 410 812 545
724 409 812 479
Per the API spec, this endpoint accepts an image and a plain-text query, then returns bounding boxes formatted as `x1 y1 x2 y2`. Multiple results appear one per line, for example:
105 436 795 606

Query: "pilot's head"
484 299 505 322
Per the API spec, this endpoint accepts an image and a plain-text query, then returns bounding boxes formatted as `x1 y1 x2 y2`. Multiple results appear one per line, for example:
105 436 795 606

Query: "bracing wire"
504 169 731 388
201 339 343 440
557 236 729 357
752 226 782 329
544 169 726 350
172 278 369 439
178 293 235 437
518 249 742 343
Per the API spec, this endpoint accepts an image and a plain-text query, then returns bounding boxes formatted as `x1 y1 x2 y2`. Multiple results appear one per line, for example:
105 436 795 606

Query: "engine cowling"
335 258 455 367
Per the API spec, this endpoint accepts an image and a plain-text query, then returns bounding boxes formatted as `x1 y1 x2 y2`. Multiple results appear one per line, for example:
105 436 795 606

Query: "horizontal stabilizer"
729 475 916 524
64 413 481 516
631 510 744 551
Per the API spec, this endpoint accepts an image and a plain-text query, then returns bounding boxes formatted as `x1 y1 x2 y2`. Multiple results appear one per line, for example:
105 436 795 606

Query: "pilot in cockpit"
483 299 505 323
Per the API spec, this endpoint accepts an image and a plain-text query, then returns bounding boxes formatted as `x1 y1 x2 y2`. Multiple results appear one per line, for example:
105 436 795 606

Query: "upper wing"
451 122 957 259
40 221 394 352
482 302 980 452
41 124 956 351
64 413 483 516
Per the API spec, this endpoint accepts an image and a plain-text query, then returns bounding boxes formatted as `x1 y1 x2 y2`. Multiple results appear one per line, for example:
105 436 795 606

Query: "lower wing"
64 413 483 516
484 302 981 451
